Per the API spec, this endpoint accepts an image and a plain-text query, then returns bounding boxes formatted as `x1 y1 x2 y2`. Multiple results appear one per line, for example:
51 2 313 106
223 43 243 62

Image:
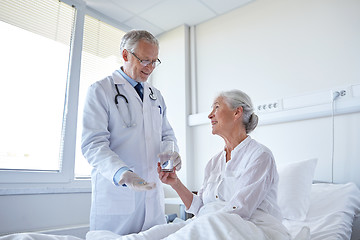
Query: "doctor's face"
123 40 159 82
208 97 237 137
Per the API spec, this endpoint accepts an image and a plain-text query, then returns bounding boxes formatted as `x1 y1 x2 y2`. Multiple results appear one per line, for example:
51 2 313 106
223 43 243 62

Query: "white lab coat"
81 70 178 235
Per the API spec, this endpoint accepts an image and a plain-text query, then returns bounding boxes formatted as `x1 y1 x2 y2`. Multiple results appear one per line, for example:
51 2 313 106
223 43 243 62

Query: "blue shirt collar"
117 67 143 88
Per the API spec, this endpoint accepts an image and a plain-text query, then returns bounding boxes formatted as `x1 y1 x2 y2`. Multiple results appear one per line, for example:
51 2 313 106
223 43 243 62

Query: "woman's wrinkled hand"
157 162 178 187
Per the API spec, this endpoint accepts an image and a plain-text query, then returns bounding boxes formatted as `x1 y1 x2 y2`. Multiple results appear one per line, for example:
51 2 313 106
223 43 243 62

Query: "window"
0 0 127 186
0 0 75 182
75 15 125 177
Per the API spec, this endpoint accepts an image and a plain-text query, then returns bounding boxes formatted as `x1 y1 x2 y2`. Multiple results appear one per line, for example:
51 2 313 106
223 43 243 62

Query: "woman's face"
208 97 239 137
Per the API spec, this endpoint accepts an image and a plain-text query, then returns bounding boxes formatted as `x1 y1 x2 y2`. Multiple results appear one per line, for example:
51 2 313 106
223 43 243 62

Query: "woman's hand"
157 162 194 209
157 162 178 187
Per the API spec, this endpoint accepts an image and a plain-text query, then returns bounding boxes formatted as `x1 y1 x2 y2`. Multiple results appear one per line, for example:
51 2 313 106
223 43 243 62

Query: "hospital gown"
188 136 282 220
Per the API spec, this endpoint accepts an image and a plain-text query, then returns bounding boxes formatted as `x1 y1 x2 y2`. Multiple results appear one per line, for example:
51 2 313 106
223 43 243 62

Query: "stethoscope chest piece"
149 93 157 100
149 87 157 100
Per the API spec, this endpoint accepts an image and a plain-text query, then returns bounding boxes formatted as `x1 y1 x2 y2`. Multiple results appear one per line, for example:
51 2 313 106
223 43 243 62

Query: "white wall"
0 192 90 237
151 25 191 216
154 0 360 192
152 25 190 190
188 0 360 191
195 0 360 111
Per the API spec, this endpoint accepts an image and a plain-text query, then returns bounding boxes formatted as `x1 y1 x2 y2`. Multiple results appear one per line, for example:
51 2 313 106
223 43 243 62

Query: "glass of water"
159 140 174 172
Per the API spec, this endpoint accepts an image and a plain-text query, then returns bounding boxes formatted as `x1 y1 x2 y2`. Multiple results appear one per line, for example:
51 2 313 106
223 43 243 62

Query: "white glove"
159 151 181 171
170 151 182 171
118 171 156 191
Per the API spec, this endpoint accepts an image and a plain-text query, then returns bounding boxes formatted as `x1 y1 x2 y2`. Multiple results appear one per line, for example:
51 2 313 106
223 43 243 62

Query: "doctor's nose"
143 64 155 73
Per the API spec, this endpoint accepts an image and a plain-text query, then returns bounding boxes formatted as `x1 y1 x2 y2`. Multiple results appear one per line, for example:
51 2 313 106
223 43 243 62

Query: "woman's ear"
234 106 243 120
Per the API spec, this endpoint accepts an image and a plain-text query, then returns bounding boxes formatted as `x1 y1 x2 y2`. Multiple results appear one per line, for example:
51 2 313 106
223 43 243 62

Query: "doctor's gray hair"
219 89 258 134
120 30 159 53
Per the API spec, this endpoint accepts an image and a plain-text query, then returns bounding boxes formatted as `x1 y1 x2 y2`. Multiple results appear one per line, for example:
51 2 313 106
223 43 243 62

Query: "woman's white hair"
120 29 159 53
218 89 258 134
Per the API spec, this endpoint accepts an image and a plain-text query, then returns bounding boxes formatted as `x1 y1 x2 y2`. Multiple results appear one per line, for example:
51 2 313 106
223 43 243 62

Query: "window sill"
0 178 91 196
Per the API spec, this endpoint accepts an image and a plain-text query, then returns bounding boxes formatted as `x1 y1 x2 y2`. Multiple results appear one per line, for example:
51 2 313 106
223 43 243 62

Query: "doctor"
81 30 181 235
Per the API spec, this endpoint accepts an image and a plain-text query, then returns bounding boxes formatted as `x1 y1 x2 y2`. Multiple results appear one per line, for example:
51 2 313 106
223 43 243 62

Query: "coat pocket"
95 181 135 215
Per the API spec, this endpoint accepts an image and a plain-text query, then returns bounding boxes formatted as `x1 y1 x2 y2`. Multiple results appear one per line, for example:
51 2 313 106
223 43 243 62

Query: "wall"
187 0 360 191
152 25 190 189
151 25 190 216
0 192 90 237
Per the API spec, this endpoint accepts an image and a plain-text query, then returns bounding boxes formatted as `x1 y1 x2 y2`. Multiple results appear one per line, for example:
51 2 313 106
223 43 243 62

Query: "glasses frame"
128 50 161 67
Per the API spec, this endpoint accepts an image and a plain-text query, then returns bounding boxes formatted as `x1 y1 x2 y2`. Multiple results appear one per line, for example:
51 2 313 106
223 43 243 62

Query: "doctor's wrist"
114 167 132 186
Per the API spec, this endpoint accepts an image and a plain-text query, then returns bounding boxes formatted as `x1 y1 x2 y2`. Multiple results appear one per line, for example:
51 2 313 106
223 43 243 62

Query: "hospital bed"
1 159 360 240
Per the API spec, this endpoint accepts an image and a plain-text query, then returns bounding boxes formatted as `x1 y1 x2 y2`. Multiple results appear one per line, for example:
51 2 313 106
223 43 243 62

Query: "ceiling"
83 0 254 36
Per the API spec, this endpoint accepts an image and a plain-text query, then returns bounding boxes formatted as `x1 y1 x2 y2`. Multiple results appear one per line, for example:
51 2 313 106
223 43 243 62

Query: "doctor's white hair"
218 89 258 134
120 30 159 53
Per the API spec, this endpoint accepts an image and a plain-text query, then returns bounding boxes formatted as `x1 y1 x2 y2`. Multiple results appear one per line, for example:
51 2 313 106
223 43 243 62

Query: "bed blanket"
0 212 309 240
86 207 308 240
0 233 83 240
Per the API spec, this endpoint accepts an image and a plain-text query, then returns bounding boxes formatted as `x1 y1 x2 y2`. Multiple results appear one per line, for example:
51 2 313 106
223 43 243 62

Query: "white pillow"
277 158 317 221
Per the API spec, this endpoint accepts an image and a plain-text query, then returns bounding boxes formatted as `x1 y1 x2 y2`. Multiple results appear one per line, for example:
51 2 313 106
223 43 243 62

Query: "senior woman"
87 89 291 240
163 89 282 218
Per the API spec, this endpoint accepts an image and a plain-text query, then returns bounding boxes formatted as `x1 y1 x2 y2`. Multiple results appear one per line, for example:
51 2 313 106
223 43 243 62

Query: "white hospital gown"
187 136 282 220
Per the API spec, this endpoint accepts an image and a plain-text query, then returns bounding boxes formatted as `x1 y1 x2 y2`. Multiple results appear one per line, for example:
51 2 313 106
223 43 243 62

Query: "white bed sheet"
0 233 83 240
86 208 292 240
1 183 359 240
283 183 360 240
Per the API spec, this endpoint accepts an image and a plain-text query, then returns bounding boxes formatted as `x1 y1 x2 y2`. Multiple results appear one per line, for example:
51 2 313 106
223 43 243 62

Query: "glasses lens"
155 59 161 67
140 59 161 67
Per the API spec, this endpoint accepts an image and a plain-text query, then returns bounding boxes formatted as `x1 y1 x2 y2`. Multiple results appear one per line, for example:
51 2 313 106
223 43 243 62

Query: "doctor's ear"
122 49 129 62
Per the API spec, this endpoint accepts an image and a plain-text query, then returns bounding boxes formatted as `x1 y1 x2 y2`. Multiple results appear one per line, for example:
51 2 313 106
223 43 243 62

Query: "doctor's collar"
117 68 143 88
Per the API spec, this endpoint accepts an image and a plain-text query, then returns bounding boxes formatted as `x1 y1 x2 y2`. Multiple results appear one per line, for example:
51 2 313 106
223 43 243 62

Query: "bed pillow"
277 158 317 221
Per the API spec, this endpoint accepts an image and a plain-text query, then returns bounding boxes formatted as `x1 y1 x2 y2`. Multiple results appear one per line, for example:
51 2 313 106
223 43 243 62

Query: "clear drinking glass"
159 140 174 172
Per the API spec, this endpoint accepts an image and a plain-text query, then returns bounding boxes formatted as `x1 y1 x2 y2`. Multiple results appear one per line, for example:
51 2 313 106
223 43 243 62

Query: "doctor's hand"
119 171 156 191
170 151 181 171
158 151 182 171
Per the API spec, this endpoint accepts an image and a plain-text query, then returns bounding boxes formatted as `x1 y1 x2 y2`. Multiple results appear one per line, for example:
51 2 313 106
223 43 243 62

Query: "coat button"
232 206 236 209
215 195 218 198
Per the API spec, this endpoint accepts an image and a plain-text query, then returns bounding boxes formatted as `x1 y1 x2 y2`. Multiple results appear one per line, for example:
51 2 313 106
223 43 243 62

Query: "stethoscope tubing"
114 84 128 104
114 84 157 128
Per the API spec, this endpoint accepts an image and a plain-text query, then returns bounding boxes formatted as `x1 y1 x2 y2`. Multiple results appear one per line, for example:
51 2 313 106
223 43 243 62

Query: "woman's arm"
224 152 276 219
157 163 193 209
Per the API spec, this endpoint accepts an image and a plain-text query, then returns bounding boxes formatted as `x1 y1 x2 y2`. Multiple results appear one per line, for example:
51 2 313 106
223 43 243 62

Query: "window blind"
0 0 75 172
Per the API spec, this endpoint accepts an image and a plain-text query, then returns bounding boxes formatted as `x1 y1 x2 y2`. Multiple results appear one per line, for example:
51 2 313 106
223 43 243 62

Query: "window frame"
0 0 128 193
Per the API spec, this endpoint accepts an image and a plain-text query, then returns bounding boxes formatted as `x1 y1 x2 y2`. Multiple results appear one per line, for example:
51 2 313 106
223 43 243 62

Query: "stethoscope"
114 83 157 128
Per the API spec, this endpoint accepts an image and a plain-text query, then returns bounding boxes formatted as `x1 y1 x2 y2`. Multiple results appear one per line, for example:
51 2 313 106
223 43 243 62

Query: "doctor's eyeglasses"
128 51 161 67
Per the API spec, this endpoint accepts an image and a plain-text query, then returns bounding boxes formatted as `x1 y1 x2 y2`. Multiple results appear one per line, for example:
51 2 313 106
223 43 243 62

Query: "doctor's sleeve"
81 82 128 184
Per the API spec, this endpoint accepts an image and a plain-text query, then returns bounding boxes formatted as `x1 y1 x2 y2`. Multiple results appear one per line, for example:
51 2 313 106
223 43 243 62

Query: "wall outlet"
332 86 351 102
255 99 282 113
